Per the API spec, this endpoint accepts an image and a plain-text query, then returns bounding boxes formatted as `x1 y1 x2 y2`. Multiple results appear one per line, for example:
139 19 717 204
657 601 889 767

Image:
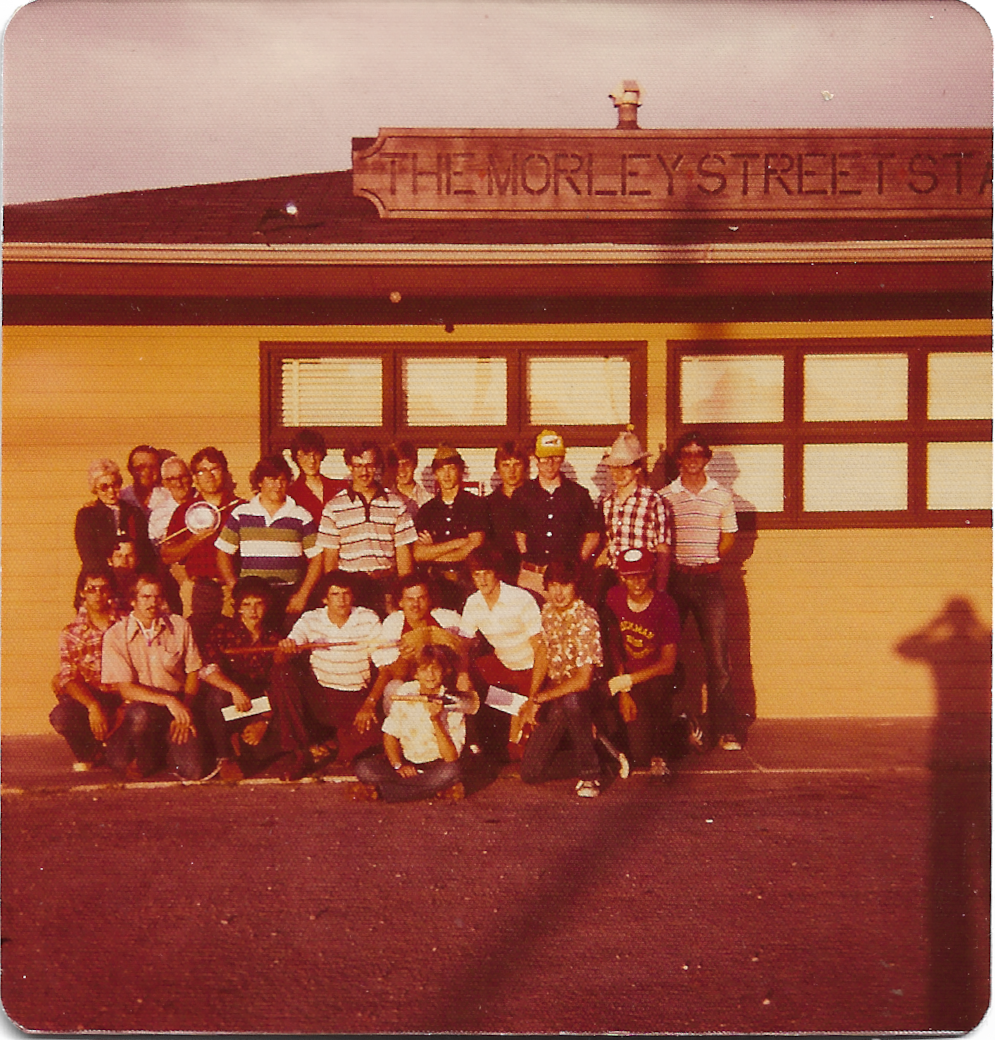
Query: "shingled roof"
6 168 989 247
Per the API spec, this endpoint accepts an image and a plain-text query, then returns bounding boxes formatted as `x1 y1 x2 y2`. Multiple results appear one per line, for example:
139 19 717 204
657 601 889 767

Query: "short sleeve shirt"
215 494 320 586
605 585 681 673
316 487 417 573
415 489 488 546
511 478 601 564
101 614 202 693
58 606 123 693
459 582 542 672
286 606 382 691
601 484 673 568
660 477 738 566
371 608 463 669
382 680 467 763
539 598 603 685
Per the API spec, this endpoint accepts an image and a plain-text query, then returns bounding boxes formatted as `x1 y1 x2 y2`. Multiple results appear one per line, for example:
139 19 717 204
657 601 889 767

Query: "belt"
673 562 722 575
521 561 548 573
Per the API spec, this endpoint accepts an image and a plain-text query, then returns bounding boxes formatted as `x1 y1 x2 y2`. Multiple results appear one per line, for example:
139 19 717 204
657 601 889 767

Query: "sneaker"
575 779 601 798
182 761 222 785
650 756 672 780
71 760 94 773
596 731 630 780
350 782 380 802
718 734 742 751
437 782 465 802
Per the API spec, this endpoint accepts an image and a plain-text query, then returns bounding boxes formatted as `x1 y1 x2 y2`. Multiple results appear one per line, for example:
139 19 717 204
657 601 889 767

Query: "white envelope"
485 684 527 716
221 695 271 722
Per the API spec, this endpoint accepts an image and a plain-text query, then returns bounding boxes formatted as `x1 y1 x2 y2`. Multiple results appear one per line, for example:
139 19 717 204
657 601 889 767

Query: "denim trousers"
49 690 122 764
520 690 601 784
668 569 738 739
104 700 209 779
355 754 462 802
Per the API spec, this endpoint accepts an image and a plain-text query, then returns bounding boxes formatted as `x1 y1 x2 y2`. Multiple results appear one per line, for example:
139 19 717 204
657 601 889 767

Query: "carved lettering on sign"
352 129 992 219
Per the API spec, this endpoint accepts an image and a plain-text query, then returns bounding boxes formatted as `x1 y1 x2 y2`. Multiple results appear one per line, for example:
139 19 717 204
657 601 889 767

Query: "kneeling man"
100 573 209 780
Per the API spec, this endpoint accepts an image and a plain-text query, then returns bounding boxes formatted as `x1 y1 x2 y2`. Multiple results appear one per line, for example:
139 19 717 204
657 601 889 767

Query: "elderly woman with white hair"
74 458 155 575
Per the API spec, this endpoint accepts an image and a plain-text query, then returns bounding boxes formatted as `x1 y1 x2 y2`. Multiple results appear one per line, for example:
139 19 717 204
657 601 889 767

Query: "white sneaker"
650 756 672 779
718 734 742 751
596 732 630 779
71 761 94 773
575 779 601 798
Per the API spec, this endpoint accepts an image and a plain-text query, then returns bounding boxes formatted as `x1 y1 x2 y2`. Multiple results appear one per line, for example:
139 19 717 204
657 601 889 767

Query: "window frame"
667 336 992 529
262 340 647 454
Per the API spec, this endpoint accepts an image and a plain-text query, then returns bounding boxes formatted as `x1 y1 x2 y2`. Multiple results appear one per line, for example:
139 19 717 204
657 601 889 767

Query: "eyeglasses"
195 465 223 476
163 474 191 483
95 481 121 492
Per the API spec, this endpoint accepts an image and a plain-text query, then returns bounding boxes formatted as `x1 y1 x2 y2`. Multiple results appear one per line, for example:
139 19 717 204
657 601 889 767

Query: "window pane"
681 355 784 423
805 354 908 421
928 353 993 420
282 357 383 426
707 445 784 512
803 444 907 511
928 442 993 509
529 356 630 426
404 357 507 426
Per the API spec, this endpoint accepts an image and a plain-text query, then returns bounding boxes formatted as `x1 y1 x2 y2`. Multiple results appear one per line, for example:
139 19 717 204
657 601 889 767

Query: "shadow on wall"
648 446 758 729
896 598 992 1031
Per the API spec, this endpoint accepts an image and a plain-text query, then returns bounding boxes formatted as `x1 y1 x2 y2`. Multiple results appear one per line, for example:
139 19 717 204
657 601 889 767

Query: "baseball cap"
616 548 654 575
534 430 566 458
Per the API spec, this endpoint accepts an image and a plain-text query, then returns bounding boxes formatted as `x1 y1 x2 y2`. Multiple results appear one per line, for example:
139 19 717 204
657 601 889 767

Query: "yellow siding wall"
2 319 990 734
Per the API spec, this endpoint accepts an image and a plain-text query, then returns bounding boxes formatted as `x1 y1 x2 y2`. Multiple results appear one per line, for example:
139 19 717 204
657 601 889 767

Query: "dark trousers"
520 690 601 784
669 569 739 741
49 690 121 764
355 754 462 803
268 660 379 767
622 677 675 767
469 654 533 763
104 701 209 780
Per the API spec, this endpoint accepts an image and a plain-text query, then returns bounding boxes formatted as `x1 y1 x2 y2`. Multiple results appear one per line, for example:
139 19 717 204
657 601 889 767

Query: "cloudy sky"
2 0 992 205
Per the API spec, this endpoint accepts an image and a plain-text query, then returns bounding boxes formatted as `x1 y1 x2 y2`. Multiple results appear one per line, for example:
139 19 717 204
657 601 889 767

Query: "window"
668 338 991 528
263 339 646 456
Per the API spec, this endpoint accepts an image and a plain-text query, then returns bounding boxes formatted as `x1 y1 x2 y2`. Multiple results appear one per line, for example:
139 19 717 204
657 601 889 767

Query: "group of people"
54 425 743 801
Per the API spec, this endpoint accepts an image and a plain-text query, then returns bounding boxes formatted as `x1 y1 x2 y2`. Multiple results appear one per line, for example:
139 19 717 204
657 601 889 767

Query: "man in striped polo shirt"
660 431 742 752
317 441 416 616
275 569 384 771
216 455 323 620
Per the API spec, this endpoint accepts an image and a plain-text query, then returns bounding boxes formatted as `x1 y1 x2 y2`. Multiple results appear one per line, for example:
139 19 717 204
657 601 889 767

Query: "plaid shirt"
601 484 673 568
58 605 122 693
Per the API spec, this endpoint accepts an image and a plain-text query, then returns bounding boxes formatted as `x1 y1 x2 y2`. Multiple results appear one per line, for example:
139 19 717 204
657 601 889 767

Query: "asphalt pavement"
1 716 990 1035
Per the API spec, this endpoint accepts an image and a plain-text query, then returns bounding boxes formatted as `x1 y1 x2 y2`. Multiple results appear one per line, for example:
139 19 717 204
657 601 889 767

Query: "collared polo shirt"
660 477 738 566
286 606 383 691
511 477 601 564
601 484 673 568
101 613 202 693
372 607 463 669
215 494 320 586
316 486 417 573
460 582 542 672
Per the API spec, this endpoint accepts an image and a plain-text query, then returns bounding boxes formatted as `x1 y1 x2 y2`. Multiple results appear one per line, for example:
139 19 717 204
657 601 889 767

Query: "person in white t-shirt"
354 643 476 802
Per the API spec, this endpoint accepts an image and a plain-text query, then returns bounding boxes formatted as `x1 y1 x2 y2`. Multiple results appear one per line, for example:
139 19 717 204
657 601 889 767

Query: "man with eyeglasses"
51 567 124 772
148 454 194 546
161 447 246 634
661 430 741 752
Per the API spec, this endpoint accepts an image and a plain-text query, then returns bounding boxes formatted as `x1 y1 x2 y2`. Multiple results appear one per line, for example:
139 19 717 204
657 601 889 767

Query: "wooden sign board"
353 128 992 219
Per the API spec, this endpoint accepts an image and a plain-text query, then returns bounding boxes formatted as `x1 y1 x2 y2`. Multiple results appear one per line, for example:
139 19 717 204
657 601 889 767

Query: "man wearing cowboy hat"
511 429 601 599
413 444 489 611
595 427 673 600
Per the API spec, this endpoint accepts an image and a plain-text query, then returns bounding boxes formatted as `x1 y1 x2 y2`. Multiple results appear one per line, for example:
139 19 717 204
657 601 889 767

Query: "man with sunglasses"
661 431 742 752
51 567 124 771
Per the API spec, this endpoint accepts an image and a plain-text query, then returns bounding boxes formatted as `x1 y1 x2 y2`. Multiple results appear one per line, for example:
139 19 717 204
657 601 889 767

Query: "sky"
1 0 992 205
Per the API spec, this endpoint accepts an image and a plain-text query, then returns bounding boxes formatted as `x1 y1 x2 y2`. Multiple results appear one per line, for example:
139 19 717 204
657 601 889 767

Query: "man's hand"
277 637 299 654
609 673 634 695
353 699 378 733
398 763 418 779
417 531 434 545
87 703 110 742
618 689 638 723
231 687 252 713
166 697 195 744
518 699 540 727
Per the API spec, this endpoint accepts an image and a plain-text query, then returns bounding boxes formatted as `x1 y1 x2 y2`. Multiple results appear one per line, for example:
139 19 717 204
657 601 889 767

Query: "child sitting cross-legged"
353 643 478 802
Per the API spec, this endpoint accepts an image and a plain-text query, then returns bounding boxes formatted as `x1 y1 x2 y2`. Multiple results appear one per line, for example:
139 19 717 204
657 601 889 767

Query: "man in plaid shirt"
51 565 123 771
596 429 673 598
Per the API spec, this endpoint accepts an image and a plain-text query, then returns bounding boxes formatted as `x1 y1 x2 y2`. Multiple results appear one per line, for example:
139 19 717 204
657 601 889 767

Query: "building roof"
5 168 989 248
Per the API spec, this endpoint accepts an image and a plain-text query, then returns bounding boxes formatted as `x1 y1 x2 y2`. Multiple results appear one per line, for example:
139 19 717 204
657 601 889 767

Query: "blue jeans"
520 691 601 784
355 754 462 802
669 570 739 741
104 701 209 780
50 690 121 764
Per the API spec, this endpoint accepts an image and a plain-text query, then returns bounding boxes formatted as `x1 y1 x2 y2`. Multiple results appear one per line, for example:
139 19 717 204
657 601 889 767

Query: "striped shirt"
660 477 738 566
286 606 383 691
316 487 417 573
215 494 320 586
601 484 673 568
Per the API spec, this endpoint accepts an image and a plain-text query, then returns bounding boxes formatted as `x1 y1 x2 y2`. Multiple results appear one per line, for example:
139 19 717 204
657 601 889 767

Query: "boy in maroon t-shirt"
603 548 681 777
